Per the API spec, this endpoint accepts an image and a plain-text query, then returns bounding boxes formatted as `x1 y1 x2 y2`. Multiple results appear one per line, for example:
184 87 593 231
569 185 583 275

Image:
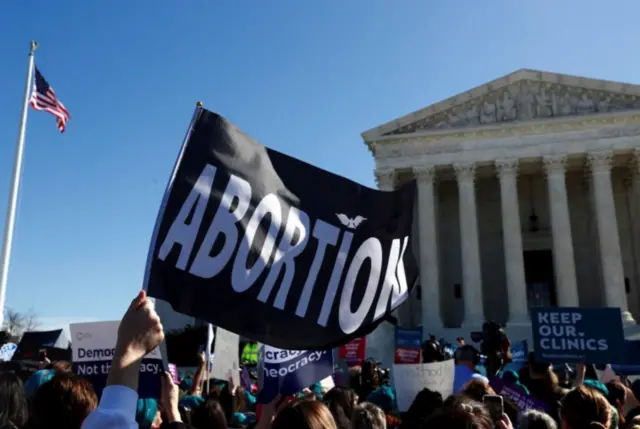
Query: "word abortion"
77 361 162 376
159 164 411 335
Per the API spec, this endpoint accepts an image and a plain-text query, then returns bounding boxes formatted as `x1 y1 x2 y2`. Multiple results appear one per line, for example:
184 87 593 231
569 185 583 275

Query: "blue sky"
1 1 639 330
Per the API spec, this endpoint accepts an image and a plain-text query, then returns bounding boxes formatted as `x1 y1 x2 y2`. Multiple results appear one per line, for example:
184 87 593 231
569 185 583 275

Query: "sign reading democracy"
145 109 418 350
257 345 333 403
70 321 164 398
532 308 625 364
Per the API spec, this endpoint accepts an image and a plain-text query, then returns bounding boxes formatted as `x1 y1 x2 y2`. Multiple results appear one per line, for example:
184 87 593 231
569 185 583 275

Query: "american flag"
30 66 70 133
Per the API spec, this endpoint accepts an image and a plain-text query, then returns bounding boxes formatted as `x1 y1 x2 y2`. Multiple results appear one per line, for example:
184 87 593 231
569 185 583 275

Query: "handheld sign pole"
0 41 38 328
143 101 204 373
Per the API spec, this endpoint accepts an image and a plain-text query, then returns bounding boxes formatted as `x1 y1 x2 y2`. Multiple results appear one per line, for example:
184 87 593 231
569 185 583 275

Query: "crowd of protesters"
0 290 638 429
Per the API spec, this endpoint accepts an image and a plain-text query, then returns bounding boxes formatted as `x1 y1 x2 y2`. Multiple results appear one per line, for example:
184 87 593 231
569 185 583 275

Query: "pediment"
362 69 640 140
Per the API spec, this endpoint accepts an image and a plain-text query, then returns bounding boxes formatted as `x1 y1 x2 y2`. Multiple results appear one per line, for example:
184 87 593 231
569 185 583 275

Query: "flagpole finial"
196 101 203 108
30 41 38 54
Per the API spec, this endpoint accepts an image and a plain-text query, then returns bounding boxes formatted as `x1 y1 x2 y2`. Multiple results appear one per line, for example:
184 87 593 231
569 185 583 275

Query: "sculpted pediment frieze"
384 80 640 136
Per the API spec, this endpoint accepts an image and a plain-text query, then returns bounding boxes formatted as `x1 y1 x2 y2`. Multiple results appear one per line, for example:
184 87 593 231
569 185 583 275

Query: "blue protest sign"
609 340 640 374
510 340 528 364
258 346 333 403
501 340 529 374
532 308 625 364
395 327 422 348
70 321 164 398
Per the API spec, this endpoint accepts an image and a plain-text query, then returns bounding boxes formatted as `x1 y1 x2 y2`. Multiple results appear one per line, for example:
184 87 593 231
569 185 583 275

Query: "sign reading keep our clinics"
532 308 625 364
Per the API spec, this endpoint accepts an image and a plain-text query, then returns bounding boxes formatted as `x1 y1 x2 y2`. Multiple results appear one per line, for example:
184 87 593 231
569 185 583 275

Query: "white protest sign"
0 343 17 361
70 321 163 397
393 359 454 412
209 327 240 387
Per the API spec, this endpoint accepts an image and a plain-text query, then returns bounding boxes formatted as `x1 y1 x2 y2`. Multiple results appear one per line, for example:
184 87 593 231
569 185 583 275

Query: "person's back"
453 346 487 394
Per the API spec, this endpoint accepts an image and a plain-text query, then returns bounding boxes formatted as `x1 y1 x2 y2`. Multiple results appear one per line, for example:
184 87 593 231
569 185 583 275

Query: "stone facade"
362 69 640 343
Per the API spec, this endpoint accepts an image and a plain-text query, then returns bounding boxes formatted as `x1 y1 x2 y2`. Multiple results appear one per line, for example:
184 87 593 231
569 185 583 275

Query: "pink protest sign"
168 363 179 384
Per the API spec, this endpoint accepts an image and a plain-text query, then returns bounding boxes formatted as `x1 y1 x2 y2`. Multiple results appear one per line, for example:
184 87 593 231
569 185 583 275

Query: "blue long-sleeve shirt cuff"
82 386 139 429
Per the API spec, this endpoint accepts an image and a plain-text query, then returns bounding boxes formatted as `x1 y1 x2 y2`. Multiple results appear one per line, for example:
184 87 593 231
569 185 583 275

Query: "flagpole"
0 41 38 329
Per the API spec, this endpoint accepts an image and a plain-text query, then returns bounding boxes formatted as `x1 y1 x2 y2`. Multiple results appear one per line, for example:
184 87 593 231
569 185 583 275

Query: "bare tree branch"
2 307 39 338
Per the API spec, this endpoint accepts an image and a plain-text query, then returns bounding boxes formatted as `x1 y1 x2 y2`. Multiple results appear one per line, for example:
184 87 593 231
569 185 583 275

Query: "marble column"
628 150 640 319
588 151 635 324
374 168 396 191
495 159 529 325
542 155 579 307
413 166 441 333
453 162 484 328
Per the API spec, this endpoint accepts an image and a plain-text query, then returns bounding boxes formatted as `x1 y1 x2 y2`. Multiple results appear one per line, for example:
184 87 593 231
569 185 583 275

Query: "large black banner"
145 108 417 350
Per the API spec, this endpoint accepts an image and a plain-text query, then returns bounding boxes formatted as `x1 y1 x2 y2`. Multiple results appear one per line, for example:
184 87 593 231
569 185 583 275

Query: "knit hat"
180 394 205 410
24 369 55 398
583 379 609 397
367 385 396 413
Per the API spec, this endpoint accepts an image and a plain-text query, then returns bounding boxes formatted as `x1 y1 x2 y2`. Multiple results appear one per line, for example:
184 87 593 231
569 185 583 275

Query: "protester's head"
461 379 495 403
234 385 247 412
23 370 55 399
407 387 443 420
52 360 72 373
606 380 626 427
528 352 552 378
423 406 493 429
191 398 228 429
518 410 558 429
455 345 480 369
272 398 337 429
366 385 395 414
0 372 28 429
30 372 98 429
561 384 611 429
351 402 386 429
324 387 358 429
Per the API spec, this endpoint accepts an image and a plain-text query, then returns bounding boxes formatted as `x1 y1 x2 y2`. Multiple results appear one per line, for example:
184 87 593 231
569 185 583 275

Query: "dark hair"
0 372 28 429
191 398 228 429
518 409 557 429
423 407 493 429
528 352 551 375
272 399 337 429
455 345 479 364
606 380 626 427
404 387 443 427
561 385 611 429
31 372 97 429
234 386 247 413
324 387 357 429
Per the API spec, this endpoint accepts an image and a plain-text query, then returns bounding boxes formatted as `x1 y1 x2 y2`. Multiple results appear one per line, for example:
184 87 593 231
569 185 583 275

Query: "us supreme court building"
363 69 640 343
